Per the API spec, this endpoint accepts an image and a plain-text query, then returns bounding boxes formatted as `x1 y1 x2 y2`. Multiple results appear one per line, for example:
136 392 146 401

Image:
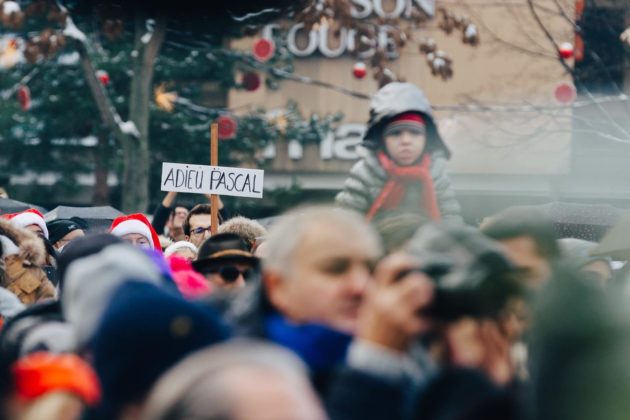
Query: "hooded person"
0 219 55 305
109 214 162 254
335 82 463 224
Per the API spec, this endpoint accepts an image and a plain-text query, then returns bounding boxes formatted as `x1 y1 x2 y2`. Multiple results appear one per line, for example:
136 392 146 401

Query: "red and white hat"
2 208 49 239
110 213 161 253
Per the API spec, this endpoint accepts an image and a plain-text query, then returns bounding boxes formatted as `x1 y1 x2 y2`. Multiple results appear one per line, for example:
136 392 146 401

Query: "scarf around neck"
366 152 441 221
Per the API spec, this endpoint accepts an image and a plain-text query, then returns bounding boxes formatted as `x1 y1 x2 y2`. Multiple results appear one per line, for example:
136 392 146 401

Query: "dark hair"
169 205 189 218
183 204 222 236
481 207 560 260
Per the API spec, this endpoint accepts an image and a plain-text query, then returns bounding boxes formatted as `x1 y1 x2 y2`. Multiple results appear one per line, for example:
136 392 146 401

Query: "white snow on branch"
141 19 154 44
621 27 630 47
120 120 141 138
465 24 478 39
57 52 80 65
230 8 279 22
63 17 87 43
141 32 152 44
2 1 20 15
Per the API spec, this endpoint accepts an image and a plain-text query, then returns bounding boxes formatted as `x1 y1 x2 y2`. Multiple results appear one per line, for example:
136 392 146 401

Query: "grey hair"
217 216 267 248
263 204 382 276
140 339 312 420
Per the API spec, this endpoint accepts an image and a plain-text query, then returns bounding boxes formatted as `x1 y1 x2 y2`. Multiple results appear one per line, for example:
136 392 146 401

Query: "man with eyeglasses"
183 204 224 248
192 233 259 290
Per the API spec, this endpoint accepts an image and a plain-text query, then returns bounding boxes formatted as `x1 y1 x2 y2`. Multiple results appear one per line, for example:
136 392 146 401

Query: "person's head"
192 233 259 290
163 241 198 261
46 218 87 252
481 207 560 288
183 204 218 247
218 216 267 251
88 281 229 419
140 340 325 420
171 206 189 228
381 112 427 166
2 209 49 240
263 205 382 334
110 214 161 253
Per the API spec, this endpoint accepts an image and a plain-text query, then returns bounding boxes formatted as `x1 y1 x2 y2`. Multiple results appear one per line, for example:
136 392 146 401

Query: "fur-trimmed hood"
0 219 46 266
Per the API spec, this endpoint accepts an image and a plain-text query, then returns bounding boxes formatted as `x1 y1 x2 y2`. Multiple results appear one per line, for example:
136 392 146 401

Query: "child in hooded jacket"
336 82 463 224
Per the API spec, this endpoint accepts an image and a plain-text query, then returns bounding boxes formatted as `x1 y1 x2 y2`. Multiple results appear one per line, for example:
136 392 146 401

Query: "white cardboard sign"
161 162 264 199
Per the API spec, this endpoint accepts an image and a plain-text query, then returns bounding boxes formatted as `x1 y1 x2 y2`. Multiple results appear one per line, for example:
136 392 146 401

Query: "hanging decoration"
252 38 275 63
242 71 261 91
217 114 238 140
554 82 576 104
352 61 367 79
558 42 574 59
96 70 110 87
17 85 31 111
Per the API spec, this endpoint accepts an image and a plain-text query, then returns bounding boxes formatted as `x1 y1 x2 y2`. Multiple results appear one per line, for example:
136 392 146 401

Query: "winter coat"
0 219 56 305
336 82 463 224
336 148 463 223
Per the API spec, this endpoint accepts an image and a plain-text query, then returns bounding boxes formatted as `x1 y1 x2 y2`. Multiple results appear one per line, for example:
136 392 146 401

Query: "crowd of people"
0 82 628 420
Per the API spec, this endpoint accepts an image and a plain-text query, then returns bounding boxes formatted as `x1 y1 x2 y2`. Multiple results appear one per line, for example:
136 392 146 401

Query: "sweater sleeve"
335 155 386 215
151 204 172 235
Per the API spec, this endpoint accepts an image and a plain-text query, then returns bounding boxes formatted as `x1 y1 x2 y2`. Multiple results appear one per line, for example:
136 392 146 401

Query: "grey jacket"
336 82 463 224
336 149 463 224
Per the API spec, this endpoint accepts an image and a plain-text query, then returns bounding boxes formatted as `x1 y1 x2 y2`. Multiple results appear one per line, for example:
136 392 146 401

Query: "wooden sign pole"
210 123 219 235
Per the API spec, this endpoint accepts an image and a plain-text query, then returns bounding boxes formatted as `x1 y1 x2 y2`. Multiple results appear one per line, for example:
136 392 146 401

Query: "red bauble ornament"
353 62 367 79
17 85 31 111
554 82 576 104
558 42 574 59
217 115 237 140
242 72 261 92
252 38 275 63
96 70 110 86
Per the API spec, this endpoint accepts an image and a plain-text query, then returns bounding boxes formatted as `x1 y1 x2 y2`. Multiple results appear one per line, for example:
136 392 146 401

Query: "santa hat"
110 214 161 253
2 209 49 239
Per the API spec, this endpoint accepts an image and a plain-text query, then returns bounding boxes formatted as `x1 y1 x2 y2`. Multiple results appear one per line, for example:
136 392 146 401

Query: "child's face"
384 128 426 166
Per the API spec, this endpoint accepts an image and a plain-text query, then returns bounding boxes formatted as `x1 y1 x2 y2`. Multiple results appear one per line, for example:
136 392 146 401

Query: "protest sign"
161 162 264 199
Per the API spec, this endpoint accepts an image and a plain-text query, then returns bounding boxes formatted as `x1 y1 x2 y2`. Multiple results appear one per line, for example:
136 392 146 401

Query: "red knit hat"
383 112 426 138
110 213 162 253
12 352 101 405
2 208 49 239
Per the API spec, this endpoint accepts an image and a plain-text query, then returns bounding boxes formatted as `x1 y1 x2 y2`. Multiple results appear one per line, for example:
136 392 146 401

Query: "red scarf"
366 152 441 221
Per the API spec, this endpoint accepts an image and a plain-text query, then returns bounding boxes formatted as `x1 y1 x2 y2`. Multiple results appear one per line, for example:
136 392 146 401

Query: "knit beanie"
382 112 426 139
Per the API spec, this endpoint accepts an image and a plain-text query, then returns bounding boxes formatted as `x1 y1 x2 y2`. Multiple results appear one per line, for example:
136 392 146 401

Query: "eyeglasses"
191 226 212 236
206 266 254 283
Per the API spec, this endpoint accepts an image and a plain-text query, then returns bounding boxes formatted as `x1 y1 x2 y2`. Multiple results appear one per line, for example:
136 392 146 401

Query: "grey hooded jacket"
335 82 463 224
